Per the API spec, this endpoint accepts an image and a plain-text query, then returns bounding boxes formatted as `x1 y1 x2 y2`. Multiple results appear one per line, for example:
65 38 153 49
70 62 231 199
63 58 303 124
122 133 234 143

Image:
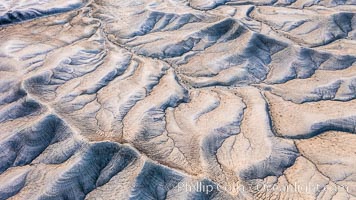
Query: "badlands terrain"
0 0 356 199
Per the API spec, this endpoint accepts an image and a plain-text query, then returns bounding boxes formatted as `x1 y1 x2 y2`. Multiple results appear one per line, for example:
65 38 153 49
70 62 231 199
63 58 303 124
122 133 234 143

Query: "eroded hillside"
0 0 355 199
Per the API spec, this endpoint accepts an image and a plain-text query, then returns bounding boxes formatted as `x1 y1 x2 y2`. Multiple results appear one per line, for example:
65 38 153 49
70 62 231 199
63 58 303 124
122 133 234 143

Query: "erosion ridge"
0 0 355 199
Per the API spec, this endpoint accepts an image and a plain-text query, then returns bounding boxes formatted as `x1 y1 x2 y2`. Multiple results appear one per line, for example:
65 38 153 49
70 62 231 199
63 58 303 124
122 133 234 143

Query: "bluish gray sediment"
0 0 355 199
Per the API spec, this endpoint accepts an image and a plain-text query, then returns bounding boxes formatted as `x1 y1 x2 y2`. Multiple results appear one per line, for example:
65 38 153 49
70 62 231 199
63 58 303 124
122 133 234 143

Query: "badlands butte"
0 0 356 199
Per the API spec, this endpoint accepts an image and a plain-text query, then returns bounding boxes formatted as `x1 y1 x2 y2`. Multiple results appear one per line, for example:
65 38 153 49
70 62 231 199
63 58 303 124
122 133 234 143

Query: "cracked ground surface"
0 0 355 199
